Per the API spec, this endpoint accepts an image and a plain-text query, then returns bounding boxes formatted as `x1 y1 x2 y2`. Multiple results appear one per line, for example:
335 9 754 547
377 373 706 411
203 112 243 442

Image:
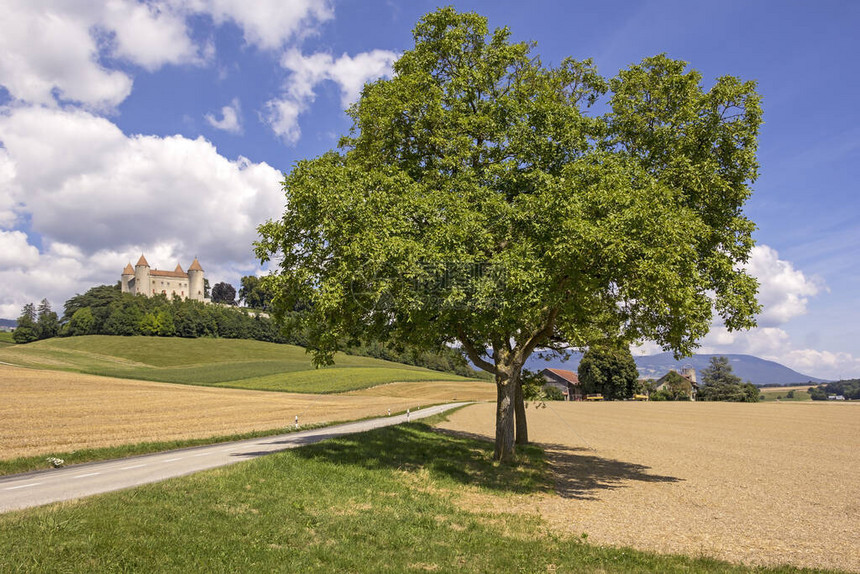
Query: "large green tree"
12 303 38 344
238 275 275 311
578 345 639 400
698 355 759 402
256 8 762 461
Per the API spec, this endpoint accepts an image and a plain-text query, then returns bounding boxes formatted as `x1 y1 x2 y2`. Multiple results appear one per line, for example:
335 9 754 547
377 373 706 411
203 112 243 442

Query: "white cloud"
781 349 860 381
0 106 283 315
265 48 398 142
0 0 206 109
0 149 22 228
205 98 242 133
0 230 39 268
0 1 133 109
177 0 334 50
746 244 823 326
632 245 859 379
264 99 306 144
100 0 202 71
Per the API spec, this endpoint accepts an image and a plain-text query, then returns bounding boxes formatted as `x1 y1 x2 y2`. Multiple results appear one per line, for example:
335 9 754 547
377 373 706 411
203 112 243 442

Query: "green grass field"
0 331 14 347
0 422 825 573
0 335 479 392
758 386 813 402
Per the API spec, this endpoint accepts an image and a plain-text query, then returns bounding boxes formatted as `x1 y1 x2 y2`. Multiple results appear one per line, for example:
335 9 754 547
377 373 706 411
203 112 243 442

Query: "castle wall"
122 256 206 302
134 266 151 297
151 275 191 299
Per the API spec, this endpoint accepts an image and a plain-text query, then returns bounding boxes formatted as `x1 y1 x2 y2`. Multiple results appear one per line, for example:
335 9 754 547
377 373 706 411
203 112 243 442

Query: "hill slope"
524 351 827 385
0 336 481 392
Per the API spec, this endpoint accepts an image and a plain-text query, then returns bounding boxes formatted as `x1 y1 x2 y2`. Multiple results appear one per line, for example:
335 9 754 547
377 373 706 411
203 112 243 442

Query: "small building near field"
540 368 582 401
654 367 698 400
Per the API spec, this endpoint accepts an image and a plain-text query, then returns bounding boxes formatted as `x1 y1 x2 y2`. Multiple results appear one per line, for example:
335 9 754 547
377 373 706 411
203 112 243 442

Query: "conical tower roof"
174 263 184 273
122 263 134 275
188 257 203 272
136 254 150 267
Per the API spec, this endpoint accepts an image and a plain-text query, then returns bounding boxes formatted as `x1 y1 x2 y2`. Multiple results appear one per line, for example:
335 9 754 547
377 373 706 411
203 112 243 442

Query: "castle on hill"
121 255 209 302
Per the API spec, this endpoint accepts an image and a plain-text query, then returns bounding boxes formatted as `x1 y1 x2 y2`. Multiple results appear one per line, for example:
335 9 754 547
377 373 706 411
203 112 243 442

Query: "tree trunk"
494 373 516 462
514 375 528 445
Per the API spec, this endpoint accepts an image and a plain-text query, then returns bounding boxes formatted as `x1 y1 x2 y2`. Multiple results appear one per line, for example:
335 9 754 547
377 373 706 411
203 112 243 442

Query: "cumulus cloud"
0 0 335 110
177 0 334 50
0 1 133 109
100 0 203 71
745 244 823 326
0 105 283 316
205 98 242 133
632 245 858 379
0 230 39 269
265 48 398 142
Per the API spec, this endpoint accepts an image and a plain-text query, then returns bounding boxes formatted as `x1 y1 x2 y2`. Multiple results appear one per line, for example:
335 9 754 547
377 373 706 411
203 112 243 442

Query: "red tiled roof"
188 257 203 272
136 254 149 267
122 263 134 274
543 368 579 385
150 269 188 278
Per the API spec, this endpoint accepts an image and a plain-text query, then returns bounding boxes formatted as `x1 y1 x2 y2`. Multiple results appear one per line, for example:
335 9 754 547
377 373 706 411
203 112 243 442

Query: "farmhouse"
541 368 582 401
654 367 698 400
121 255 209 302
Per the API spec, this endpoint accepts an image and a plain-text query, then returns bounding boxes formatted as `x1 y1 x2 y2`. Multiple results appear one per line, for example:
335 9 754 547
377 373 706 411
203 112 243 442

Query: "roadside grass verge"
0 336 480 392
0 424 322 477
220 366 468 393
0 424 831 573
0 407 464 477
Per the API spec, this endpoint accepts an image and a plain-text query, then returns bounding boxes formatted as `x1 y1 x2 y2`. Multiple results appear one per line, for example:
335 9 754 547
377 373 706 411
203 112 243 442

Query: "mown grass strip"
0 423 832 573
220 366 474 393
0 336 479 391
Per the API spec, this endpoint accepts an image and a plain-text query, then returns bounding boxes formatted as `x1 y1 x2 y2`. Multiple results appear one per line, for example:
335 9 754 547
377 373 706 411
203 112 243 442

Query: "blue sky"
0 1 858 379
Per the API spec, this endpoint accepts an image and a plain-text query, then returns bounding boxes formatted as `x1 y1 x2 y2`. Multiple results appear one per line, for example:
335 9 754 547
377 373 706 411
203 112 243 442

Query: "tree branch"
457 327 498 375
520 306 559 360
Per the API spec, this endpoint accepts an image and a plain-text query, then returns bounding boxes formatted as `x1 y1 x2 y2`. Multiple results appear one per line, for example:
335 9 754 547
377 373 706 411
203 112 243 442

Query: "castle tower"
121 263 134 293
134 254 152 297
188 257 204 302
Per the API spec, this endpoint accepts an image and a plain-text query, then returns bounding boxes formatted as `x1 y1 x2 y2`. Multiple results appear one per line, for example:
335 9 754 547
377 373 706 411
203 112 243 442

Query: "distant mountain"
523 351 828 385
0 318 16 328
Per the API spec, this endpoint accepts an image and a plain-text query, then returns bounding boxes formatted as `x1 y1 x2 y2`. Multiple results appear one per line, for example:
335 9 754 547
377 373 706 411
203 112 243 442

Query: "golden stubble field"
437 401 860 572
0 365 495 459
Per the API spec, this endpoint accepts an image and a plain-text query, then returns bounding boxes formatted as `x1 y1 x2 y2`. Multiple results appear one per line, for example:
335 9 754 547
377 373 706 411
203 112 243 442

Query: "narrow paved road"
0 402 471 513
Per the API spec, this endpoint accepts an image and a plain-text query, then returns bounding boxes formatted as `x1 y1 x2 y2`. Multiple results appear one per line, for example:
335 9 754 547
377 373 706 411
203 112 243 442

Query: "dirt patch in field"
0 365 489 459
436 401 860 572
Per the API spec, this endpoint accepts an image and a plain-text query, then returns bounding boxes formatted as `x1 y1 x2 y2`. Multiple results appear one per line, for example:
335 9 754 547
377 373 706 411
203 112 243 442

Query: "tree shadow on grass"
541 443 683 501
273 423 681 499
287 423 552 495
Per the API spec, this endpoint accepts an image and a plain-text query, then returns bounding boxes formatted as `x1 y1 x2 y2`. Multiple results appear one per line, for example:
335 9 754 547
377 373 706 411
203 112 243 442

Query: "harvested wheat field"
347 380 495 401
437 401 860 572
0 365 491 459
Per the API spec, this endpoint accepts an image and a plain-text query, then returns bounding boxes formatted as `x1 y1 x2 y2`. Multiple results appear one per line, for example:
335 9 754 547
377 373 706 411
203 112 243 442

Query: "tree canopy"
256 8 762 460
698 355 759 402
211 282 237 305
238 275 275 311
578 345 639 400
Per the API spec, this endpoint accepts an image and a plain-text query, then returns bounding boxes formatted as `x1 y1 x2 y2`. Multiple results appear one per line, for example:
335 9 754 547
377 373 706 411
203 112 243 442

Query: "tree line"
11 283 485 379
808 380 860 400
523 350 759 402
